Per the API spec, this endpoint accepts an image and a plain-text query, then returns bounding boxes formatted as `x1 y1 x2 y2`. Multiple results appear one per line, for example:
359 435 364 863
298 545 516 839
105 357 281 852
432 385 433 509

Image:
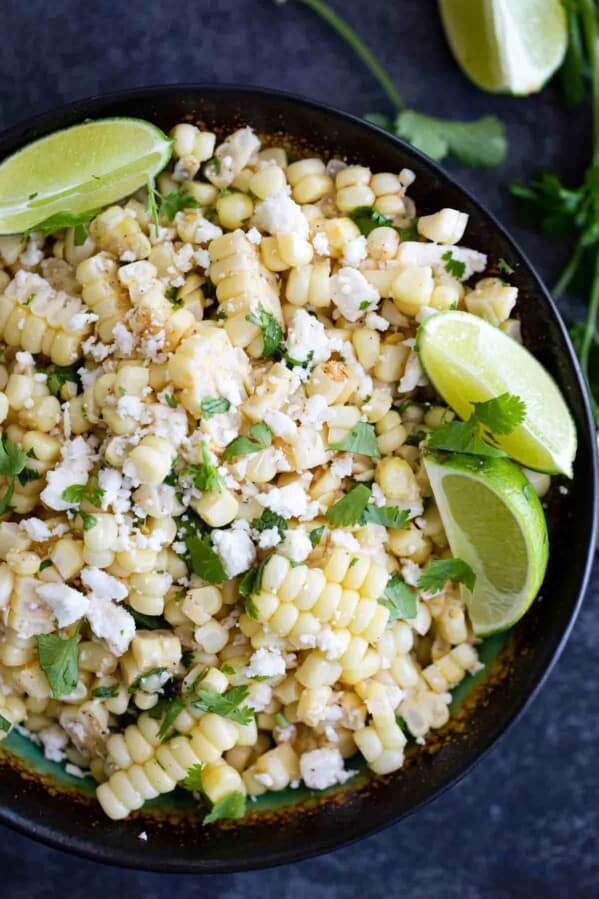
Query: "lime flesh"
439 0 567 96
424 452 548 635
416 311 577 477
0 118 172 234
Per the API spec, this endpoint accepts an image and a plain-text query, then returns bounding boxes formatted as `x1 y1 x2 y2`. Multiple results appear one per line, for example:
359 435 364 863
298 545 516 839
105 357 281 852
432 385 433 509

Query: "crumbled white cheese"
86 597 136 656
256 526 282 550
397 241 487 281
211 527 256 578
36 582 89 628
365 311 390 331
330 455 353 479
40 437 95 511
279 528 312 563
14 351 35 372
112 322 136 355
286 309 331 364
342 235 367 267
301 394 331 428
245 647 286 679
330 267 379 321
331 530 361 552
246 227 262 245
81 567 128 603
116 394 144 420
19 517 52 541
67 311 98 331
256 482 316 520
38 724 68 763
20 239 44 268
315 627 348 661
397 348 428 394
264 410 297 441
312 231 330 256
252 190 309 238
300 748 356 790
246 681 272 713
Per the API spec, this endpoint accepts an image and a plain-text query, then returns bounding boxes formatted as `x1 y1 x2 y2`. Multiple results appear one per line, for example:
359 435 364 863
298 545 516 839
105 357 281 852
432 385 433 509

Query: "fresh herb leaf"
39 559 52 571
37 631 79 698
239 554 272 617
360 505 410 529
157 696 185 740
80 511 97 532
25 209 99 242
182 763 204 792
0 714 11 733
0 437 28 478
0 480 15 516
61 483 86 504
223 423 272 461
427 393 525 457
395 111 507 167
39 364 81 398
325 483 371 527
417 558 476 593
186 536 227 584
274 711 290 729
349 206 392 236
159 189 201 221
203 790 246 824
164 393 178 408
17 466 40 486
192 685 254 725
146 179 160 236
125 605 169 630
378 573 417 620
471 394 526 435
309 526 325 546
442 250 466 279
251 509 288 539
201 396 231 419
328 422 380 458
245 305 283 357
497 257 515 275
92 685 119 699
182 442 223 493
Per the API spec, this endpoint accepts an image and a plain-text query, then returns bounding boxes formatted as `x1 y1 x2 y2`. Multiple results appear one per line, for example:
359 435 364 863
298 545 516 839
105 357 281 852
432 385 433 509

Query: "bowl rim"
0 82 597 873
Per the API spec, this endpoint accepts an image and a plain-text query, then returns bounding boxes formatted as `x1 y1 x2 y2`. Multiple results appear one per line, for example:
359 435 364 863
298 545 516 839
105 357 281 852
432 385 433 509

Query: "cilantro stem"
275 0 405 111
580 0 599 162
581 247 599 374
554 235 585 297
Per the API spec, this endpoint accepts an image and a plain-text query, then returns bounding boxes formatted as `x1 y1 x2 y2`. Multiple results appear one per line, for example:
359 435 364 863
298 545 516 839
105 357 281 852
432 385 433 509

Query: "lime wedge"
439 0 567 95
424 452 548 635
417 311 577 477
0 118 172 234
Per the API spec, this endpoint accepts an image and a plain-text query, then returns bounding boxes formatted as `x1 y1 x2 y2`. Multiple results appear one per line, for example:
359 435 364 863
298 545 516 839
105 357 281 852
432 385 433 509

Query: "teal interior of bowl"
1 632 507 815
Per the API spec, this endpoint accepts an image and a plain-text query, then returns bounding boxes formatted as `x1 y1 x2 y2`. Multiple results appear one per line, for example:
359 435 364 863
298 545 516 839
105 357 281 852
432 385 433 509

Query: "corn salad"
0 122 546 822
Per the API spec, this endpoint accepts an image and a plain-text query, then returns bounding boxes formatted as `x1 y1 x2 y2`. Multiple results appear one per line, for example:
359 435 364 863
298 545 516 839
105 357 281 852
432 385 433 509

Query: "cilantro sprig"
417 558 476 594
192 685 254 725
61 477 105 531
239 554 272 618
274 0 506 168
251 509 288 539
245 305 283 357
378 573 417 620
328 422 380 458
427 394 526 458
25 209 99 245
37 630 80 698
0 436 29 515
325 483 410 529
223 423 272 461
203 791 247 825
182 442 223 493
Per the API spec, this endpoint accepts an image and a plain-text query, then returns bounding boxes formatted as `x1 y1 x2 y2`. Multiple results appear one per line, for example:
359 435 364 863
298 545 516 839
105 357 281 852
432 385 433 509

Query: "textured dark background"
0 0 598 896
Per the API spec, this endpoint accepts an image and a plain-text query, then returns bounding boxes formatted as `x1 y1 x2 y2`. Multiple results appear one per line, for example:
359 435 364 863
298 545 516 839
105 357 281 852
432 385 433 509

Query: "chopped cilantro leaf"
192 685 254 725
92 685 119 699
203 790 246 824
349 206 392 236
182 763 204 792
159 189 201 221
201 397 231 419
309 526 325 546
497 257 514 275
442 250 466 279
251 509 288 539
36 630 79 698
186 536 227 584
223 423 272 461
417 558 476 593
378 573 417 620
325 483 371 527
245 305 283 357
328 422 380 458
182 442 223 493
360 505 409 529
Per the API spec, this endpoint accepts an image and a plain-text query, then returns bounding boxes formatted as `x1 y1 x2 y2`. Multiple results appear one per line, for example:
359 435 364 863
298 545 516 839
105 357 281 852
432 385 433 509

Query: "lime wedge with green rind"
0 118 172 234
439 0 567 96
416 311 577 477
424 452 548 635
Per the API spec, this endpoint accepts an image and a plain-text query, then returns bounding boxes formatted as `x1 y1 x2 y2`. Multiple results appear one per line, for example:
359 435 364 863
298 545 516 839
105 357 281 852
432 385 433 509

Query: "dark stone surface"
0 0 597 895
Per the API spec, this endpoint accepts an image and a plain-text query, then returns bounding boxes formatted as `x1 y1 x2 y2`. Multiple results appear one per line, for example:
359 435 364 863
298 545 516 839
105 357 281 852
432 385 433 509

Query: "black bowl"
0 85 597 873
